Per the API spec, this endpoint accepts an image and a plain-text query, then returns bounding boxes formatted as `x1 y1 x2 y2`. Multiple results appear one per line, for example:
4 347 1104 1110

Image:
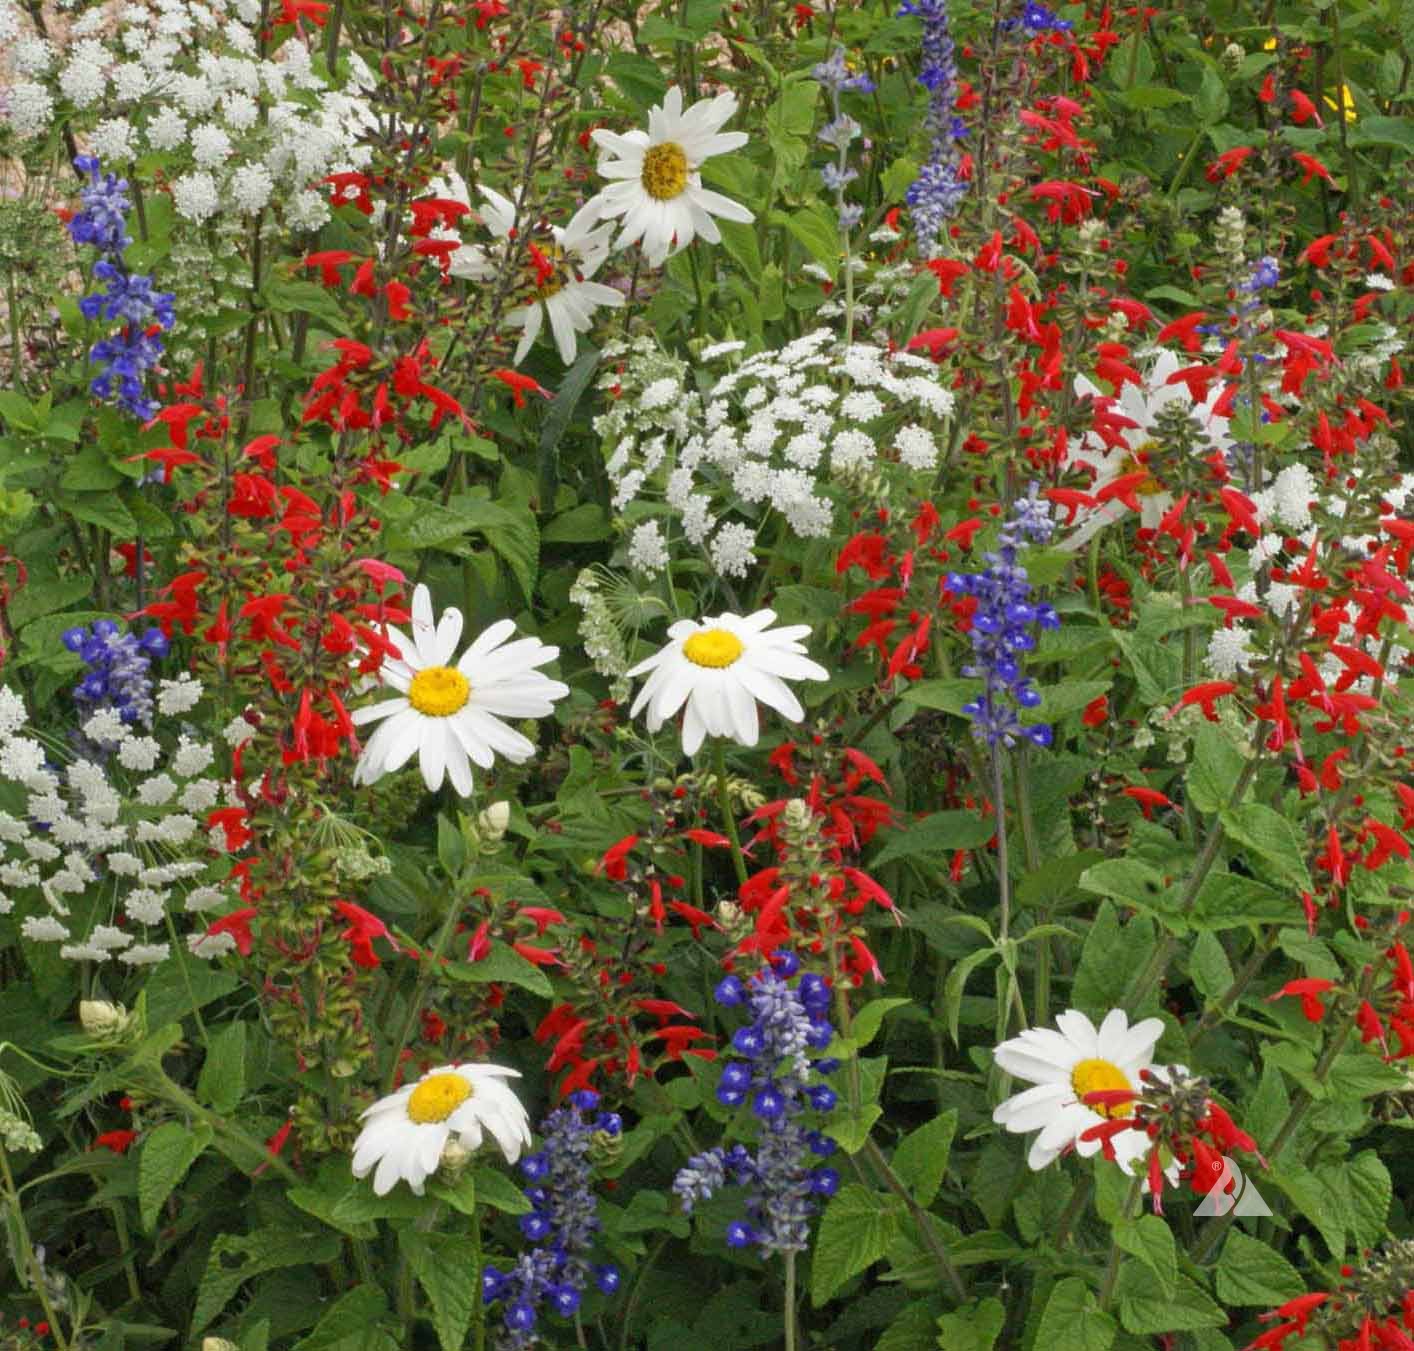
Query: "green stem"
384 876 466 1092
991 746 1011 944
860 1136 967 1303
0 1148 72 1350
1099 1172 1143 1309
148 1075 299 1184
109 1199 142 1305
783 1251 797 1351
711 740 748 885
162 910 210 1048
471 1206 486 1351
1123 749 1263 1008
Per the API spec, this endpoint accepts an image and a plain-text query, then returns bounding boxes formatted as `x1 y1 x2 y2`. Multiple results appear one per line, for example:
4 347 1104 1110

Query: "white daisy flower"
352 584 569 797
991 1008 1164 1173
455 187 625 365
627 610 828 756
351 1063 532 1196
1060 349 1234 550
587 86 754 266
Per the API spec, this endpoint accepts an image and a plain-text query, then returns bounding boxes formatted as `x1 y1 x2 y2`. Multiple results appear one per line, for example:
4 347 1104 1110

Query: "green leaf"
1034 1277 1116 1351
538 345 599 502
943 947 998 1045
1113 1214 1176 1298
436 813 466 876
1188 723 1248 814
138 1121 212 1233
426 1170 477 1217
899 678 978 715
402 1231 479 1351
446 943 553 998
811 1184 902 1306
192 1227 340 1332
1073 902 1156 1010
542 503 611 544
934 1296 1005 1351
1111 85 1189 110
1345 1150 1392 1247
1189 930 1234 999
716 218 762 285
292 1287 398 1351
847 998 912 1049
472 1165 532 1215
1220 803 1313 891
197 1022 247 1115
891 1110 957 1207
1080 858 1175 921
1348 116 1414 151
873 811 994 864
1214 1230 1305 1307
1195 64 1230 125
0 391 39 432
824 1102 883 1155
1192 873 1295 930
772 205 840 280
1117 1269 1225 1334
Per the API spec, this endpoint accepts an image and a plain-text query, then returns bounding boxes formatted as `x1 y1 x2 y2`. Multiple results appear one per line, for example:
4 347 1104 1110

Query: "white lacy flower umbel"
453 185 625 366
352 585 568 796
1060 349 1234 550
351 1064 532 1196
627 611 828 756
991 1008 1164 1173
588 87 753 266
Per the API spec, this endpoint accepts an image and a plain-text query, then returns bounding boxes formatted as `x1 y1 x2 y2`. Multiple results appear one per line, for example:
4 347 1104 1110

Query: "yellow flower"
1325 83 1357 123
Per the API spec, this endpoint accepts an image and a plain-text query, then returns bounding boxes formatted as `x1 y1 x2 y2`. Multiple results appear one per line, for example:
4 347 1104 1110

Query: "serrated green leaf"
891 1110 957 1207
1034 1277 1116 1351
1214 1229 1305 1307
873 811 994 864
1189 930 1234 1000
811 1184 902 1306
1220 803 1312 891
1117 1269 1225 1334
292 1286 397 1351
472 1165 533 1215
139 1121 212 1233
934 1296 1005 1351
1188 723 1248 814
402 1231 479 1351
446 942 552 997
1113 1214 1176 1298
192 1227 340 1332
1345 1150 1391 1247
197 1022 247 1115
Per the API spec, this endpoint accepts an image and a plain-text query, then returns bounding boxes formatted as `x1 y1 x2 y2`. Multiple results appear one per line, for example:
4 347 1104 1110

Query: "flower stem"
0 1147 71 1350
1099 1171 1143 1309
384 870 467 1092
783 1250 797 1351
991 744 1011 944
712 740 748 885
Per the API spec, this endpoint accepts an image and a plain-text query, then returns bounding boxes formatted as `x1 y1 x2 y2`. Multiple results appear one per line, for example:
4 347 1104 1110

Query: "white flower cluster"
3 0 376 227
0 681 241 967
1204 465 1414 686
597 329 955 579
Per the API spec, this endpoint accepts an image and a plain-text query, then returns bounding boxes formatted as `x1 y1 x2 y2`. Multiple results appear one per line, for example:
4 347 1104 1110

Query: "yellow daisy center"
683 628 744 669
407 1072 472 1124
408 666 471 717
1120 443 1166 497
1070 1058 1133 1119
641 142 689 201
530 243 567 301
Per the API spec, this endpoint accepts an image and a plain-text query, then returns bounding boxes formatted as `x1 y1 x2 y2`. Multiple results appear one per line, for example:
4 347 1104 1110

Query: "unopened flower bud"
478 801 510 842
80 1000 128 1036
203 1339 240 1351
440 1138 474 1174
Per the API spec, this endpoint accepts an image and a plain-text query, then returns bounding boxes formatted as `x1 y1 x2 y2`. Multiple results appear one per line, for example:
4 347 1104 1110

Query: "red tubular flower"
203 907 259 957
1123 786 1173 820
1270 977 1337 1022
1167 681 1237 722
334 900 397 969
600 835 638 881
493 369 549 408
93 1129 139 1154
